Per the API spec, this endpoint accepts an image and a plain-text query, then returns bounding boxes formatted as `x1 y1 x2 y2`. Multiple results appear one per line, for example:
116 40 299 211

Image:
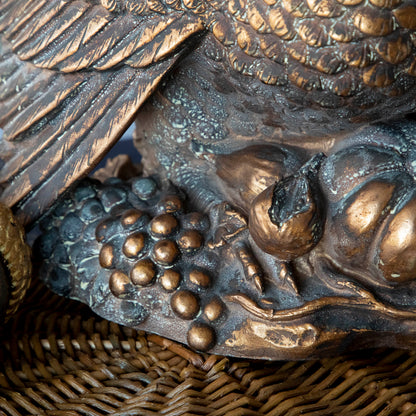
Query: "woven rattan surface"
1 278 416 416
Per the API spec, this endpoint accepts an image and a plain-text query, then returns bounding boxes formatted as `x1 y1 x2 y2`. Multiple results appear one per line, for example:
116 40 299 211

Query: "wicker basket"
1 276 416 416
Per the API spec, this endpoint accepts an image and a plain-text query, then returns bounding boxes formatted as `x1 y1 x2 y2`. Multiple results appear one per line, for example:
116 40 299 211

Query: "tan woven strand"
1 278 416 416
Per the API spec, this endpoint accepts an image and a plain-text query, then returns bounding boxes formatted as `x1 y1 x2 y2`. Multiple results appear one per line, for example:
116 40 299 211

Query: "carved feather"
0 0 203 224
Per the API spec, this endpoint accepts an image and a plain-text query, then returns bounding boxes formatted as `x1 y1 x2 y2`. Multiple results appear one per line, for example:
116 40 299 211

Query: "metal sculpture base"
36 122 416 359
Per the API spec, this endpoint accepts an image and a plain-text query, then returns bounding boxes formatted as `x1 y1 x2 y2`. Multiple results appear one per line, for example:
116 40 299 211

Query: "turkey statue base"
37 120 416 359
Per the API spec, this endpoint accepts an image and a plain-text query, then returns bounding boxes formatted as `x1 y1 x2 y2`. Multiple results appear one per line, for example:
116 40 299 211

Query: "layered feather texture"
0 0 203 223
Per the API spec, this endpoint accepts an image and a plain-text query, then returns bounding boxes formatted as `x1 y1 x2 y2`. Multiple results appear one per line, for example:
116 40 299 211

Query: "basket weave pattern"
1 279 416 416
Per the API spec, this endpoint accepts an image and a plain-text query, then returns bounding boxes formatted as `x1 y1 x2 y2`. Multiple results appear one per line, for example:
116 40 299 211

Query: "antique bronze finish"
1 0 416 358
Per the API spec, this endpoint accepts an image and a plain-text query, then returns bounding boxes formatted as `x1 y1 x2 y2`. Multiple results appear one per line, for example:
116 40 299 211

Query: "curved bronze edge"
226 285 416 322
222 319 416 360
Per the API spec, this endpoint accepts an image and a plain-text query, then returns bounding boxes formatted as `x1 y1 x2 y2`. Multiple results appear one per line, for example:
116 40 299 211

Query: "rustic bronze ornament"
150 214 178 237
130 259 156 286
123 232 146 258
171 290 200 320
160 269 181 291
2 0 416 359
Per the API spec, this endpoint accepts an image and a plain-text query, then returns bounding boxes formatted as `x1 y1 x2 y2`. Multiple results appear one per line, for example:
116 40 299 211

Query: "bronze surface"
130 259 157 286
1 0 416 359
160 269 182 291
122 232 146 258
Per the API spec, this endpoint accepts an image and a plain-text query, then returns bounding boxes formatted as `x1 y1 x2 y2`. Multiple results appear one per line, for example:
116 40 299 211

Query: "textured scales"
1 0 416 224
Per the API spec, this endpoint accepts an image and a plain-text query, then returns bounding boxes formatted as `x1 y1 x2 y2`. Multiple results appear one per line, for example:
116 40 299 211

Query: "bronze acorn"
33 150 416 359
0 203 31 323
249 154 325 260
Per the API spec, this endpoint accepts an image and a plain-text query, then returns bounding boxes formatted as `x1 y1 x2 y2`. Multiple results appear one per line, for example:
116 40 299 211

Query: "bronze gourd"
1 0 416 359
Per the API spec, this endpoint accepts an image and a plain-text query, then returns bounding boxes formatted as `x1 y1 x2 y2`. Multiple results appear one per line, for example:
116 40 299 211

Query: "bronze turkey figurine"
1 0 416 359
